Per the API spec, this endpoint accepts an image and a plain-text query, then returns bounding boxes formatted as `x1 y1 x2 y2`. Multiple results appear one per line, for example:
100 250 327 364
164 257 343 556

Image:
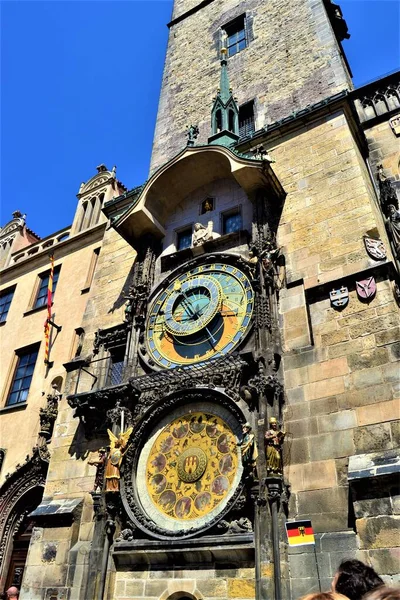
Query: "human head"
363 586 400 600
242 422 251 432
333 559 383 600
269 417 278 429
6 587 19 599
299 592 349 600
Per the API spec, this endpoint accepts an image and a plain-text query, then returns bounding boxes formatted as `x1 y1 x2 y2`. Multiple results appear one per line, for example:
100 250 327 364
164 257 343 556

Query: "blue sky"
1 0 399 239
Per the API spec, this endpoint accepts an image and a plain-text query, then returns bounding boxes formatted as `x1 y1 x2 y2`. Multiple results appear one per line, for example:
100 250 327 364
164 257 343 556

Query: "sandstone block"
356 399 400 427
227 578 255 598
317 410 357 433
357 515 400 549
297 487 348 515
353 423 392 454
348 348 389 371
369 548 400 575
309 430 355 460
307 357 349 383
304 376 345 401
376 327 400 346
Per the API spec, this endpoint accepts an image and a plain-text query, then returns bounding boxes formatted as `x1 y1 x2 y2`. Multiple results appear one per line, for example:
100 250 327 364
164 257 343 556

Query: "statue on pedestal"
105 427 133 493
265 417 285 475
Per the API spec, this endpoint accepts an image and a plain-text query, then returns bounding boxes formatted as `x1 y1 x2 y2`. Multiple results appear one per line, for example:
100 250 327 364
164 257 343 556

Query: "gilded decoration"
145 412 238 522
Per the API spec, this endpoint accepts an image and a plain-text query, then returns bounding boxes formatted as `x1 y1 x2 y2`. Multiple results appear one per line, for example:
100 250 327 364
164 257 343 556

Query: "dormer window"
223 15 247 57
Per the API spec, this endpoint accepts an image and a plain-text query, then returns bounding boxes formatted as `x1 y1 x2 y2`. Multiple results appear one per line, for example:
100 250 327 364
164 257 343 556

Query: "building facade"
0 1 399 599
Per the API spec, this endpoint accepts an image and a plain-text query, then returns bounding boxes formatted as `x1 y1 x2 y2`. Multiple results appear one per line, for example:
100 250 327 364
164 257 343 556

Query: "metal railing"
72 353 133 396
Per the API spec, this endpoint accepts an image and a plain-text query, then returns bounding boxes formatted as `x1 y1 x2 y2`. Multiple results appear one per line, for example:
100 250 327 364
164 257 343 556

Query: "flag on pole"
44 254 54 364
285 520 315 546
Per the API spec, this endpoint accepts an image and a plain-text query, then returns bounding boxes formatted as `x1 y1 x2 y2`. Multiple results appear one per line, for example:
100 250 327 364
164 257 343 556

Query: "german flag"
285 520 315 546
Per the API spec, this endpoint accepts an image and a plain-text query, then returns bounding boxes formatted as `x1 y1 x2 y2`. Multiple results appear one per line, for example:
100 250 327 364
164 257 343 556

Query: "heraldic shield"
330 287 349 308
364 237 386 260
356 276 376 300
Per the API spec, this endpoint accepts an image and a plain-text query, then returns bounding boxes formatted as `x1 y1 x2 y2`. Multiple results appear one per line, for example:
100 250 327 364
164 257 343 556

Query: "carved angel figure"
105 427 133 493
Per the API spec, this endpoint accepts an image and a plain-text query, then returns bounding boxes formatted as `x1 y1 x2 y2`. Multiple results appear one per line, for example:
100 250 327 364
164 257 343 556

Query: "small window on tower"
222 209 242 235
239 101 255 138
223 15 247 57
176 227 193 251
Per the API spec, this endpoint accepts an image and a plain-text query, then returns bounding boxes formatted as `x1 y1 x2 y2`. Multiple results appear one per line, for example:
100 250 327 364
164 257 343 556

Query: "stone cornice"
0 223 106 285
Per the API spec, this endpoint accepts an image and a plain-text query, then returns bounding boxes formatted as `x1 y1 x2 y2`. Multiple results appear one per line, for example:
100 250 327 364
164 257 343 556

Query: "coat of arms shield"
330 287 349 308
364 237 386 260
356 276 376 300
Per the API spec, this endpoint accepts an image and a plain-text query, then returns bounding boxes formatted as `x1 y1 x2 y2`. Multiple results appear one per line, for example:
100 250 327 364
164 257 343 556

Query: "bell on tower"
208 31 240 147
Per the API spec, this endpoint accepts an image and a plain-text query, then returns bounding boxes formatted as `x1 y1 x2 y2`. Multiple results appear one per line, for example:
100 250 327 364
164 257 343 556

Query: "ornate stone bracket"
67 353 258 439
93 324 129 356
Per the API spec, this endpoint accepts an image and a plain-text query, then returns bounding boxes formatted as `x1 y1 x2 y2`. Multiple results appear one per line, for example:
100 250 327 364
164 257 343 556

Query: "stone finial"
96 164 108 173
12 210 23 219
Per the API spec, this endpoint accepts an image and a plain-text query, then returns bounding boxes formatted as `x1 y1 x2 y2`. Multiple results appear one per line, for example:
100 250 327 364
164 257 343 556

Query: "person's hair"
299 593 350 600
334 560 384 600
363 586 400 600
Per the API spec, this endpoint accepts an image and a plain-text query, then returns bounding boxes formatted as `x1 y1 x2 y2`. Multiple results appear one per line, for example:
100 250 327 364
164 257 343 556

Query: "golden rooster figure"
105 427 133 493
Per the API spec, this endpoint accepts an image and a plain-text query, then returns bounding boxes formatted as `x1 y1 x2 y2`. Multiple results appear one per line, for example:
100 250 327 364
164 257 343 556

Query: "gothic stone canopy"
108 145 285 243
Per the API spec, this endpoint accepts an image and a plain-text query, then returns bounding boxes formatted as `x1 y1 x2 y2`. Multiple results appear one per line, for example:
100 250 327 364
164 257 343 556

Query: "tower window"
6 345 39 405
239 101 255 138
223 15 247 57
107 345 125 386
176 227 193 251
222 209 242 234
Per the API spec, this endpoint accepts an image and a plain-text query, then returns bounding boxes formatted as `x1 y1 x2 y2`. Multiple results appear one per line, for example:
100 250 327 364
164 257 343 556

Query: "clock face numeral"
145 262 254 368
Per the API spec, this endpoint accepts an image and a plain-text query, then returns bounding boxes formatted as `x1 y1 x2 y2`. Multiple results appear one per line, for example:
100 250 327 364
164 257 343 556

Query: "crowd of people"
300 559 399 600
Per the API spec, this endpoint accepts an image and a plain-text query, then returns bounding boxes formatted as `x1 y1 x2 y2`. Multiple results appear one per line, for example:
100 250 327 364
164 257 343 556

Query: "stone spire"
208 33 240 147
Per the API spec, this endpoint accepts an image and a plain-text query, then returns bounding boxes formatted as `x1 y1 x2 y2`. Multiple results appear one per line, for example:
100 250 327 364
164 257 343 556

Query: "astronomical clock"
145 261 255 368
119 253 260 538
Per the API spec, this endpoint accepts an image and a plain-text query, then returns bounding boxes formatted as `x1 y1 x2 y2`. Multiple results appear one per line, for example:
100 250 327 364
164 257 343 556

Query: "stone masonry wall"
113 566 256 600
267 109 400 595
151 0 352 173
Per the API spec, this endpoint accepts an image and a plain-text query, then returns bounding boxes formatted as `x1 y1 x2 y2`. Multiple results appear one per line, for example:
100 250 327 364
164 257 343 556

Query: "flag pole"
314 544 322 592
44 254 54 365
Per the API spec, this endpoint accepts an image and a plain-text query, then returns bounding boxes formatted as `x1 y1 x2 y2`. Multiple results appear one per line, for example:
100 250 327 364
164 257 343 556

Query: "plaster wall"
0 235 102 488
151 0 352 173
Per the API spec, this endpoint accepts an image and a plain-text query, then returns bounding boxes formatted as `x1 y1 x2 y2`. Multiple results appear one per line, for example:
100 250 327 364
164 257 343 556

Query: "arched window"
215 109 222 133
228 109 235 131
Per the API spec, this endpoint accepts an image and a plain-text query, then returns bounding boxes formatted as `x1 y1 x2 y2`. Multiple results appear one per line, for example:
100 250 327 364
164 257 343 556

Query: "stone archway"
0 448 47 594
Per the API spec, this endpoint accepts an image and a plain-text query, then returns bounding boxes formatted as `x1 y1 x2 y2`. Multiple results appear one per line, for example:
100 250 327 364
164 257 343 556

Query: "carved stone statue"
88 448 107 492
186 124 199 145
264 417 285 475
237 423 258 478
192 221 219 247
377 165 399 218
105 427 133 493
387 204 400 258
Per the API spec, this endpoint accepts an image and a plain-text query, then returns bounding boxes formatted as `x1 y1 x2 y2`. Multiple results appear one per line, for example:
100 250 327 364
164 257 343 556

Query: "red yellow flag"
44 254 54 364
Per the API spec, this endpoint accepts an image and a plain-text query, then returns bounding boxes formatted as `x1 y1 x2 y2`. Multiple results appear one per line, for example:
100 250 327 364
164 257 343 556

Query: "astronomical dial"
145 262 254 368
136 408 242 531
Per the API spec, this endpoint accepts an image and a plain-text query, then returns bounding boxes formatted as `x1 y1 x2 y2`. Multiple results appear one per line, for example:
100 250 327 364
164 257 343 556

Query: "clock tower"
27 1 398 600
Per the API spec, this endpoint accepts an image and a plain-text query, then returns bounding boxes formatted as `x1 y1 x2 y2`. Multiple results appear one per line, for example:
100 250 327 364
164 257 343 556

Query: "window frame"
176 226 193 251
33 265 61 310
221 207 243 235
5 344 40 407
223 15 247 58
0 286 16 324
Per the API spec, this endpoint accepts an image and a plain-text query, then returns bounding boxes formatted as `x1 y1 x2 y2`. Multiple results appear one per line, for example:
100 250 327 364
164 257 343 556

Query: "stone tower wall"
150 0 352 173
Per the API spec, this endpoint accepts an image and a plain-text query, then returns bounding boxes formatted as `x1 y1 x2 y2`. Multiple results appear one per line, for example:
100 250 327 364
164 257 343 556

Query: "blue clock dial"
146 262 254 368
